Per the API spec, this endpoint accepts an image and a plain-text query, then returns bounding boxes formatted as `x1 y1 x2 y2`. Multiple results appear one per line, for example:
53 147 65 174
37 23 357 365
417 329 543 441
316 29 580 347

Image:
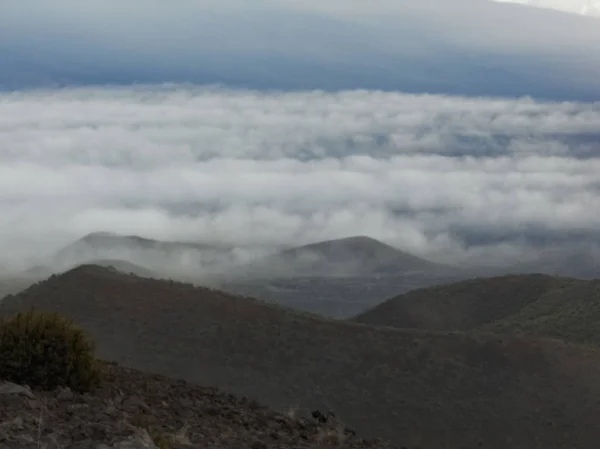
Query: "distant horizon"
2 0 600 100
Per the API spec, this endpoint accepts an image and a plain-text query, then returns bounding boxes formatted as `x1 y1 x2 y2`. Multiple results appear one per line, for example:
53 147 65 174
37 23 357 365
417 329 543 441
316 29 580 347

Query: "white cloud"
492 0 600 18
0 85 599 272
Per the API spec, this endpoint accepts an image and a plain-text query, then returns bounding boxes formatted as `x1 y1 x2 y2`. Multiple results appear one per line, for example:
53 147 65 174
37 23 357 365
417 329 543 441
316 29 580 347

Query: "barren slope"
352 274 572 331
353 274 600 345
2 267 600 448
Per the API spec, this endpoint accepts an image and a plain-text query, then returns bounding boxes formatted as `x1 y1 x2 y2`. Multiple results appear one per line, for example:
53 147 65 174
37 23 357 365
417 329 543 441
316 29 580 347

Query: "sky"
0 0 599 274
2 0 600 99
1 86 599 273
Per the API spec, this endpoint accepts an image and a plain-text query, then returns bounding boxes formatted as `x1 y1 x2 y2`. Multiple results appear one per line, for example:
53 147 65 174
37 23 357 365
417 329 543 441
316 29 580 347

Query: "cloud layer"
1 85 599 273
494 0 600 18
2 0 600 99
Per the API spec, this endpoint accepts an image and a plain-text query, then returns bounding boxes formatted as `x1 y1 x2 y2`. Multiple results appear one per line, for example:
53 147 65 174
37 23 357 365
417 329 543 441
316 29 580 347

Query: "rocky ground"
0 361 395 449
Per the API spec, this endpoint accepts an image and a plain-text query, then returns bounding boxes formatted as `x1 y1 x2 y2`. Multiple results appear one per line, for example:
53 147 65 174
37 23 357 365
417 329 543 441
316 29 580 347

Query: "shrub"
0 309 101 392
148 429 172 449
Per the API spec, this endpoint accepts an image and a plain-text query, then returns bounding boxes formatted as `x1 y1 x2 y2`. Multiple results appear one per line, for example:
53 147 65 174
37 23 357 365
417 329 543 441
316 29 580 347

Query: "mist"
1 85 599 276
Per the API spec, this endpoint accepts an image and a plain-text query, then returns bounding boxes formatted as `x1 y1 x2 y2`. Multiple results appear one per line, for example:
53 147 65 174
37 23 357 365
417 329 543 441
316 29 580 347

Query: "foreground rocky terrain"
0 361 388 449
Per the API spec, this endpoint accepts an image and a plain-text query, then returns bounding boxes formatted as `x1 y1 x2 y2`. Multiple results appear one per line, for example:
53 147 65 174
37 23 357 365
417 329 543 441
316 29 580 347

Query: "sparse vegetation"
0 308 101 392
146 428 172 449
129 414 174 449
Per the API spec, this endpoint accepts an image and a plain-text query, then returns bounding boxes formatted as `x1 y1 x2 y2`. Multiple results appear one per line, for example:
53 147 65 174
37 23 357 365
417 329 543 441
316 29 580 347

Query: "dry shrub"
0 309 101 392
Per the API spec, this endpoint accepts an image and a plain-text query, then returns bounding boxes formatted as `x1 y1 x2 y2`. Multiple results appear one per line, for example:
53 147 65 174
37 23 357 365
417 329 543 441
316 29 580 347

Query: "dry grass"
168 422 192 445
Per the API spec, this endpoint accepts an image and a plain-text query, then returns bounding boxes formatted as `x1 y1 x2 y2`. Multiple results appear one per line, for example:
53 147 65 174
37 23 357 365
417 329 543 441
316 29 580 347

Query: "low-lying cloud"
1 85 599 273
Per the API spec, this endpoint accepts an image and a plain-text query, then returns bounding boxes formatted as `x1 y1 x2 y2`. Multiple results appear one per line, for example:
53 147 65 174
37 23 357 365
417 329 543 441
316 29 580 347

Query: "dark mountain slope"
2 267 600 448
479 277 600 344
353 274 600 345
352 274 572 331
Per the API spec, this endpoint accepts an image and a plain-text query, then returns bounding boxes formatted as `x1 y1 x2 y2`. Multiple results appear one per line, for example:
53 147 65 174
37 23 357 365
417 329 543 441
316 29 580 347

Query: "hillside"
3 267 600 447
480 277 600 344
0 360 382 449
58 231 222 254
353 274 600 345
233 236 452 278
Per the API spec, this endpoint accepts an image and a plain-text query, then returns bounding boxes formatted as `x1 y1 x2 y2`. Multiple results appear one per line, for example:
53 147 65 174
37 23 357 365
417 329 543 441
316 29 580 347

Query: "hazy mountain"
233 236 453 279
56 231 226 258
47 232 251 278
218 270 472 319
16 232 469 319
218 235 466 318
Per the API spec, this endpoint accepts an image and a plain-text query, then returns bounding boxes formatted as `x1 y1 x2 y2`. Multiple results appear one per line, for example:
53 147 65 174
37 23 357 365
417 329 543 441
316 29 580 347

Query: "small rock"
178 397 193 408
67 439 105 449
122 396 149 411
15 434 36 445
7 416 24 430
68 403 89 412
26 399 39 409
112 430 158 449
57 387 74 400
0 382 35 399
